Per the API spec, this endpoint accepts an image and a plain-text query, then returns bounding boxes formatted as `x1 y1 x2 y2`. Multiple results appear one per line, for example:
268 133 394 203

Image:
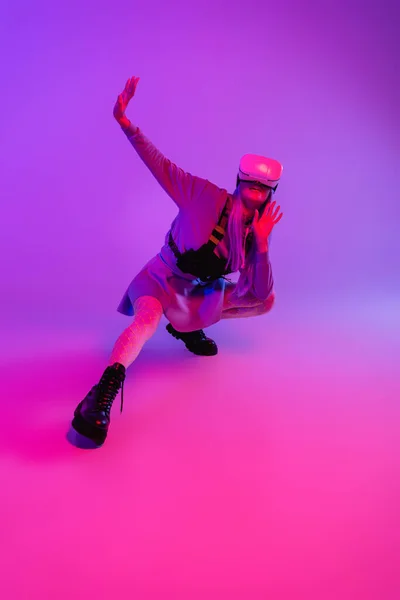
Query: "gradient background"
1 1 399 598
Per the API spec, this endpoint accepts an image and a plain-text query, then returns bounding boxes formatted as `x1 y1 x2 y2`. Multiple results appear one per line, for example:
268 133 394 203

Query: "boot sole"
166 324 218 356
71 402 108 446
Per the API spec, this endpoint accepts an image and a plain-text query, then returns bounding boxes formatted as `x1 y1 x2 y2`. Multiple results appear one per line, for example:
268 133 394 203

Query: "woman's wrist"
118 115 131 129
255 240 268 253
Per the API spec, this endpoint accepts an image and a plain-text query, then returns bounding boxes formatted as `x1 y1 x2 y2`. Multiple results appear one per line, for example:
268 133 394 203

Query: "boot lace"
185 329 207 342
98 369 125 415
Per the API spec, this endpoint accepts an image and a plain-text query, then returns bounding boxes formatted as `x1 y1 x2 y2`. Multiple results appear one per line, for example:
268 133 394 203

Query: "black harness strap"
169 197 230 259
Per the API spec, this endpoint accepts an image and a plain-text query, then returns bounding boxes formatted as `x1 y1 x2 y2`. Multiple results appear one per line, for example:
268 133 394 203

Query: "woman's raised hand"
252 201 283 251
113 76 140 125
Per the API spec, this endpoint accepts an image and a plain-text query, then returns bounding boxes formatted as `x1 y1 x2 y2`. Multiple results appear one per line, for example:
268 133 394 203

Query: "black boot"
166 323 218 356
71 363 126 446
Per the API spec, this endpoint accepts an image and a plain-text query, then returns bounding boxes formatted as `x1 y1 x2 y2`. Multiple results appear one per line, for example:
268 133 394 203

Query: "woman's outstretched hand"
113 76 140 126
252 201 283 251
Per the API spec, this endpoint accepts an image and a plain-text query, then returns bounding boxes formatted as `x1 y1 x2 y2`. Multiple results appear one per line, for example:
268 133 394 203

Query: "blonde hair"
226 190 271 297
226 192 247 273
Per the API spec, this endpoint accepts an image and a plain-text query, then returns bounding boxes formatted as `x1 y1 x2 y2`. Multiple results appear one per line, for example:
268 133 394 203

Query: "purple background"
1 1 399 598
1 0 399 342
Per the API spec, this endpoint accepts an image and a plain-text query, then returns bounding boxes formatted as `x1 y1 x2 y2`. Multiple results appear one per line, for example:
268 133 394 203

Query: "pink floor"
1 307 399 599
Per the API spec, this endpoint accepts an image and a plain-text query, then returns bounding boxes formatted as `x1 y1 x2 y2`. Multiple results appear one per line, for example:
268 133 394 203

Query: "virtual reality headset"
238 154 283 192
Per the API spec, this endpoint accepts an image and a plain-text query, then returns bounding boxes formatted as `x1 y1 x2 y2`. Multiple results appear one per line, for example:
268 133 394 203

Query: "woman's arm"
121 123 204 209
114 77 206 209
236 248 274 301
247 202 282 299
251 250 274 300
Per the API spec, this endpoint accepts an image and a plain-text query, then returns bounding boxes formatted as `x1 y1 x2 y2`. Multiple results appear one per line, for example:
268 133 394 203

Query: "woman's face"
238 181 271 211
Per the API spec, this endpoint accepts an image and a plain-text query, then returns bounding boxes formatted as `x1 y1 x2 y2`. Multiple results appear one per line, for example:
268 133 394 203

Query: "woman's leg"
71 296 163 445
221 283 275 320
109 296 164 368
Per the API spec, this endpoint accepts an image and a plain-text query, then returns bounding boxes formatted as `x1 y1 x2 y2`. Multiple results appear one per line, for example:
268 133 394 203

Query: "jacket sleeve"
121 123 207 209
236 249 274 301
251 250 274 301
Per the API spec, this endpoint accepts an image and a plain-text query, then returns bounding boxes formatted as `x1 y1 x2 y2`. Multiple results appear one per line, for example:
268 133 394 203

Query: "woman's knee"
262 291 276 313
133 296 164 331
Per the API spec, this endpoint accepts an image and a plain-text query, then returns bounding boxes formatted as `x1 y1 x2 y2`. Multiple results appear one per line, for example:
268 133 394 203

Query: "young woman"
71 76 283 446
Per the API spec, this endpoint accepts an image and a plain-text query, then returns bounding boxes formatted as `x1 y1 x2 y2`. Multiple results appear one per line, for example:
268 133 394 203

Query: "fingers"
115 77 139 115
261 200 275 219
259 200 283 225
265 199 276 216
128 76 140 90
266 200 282 221
123 76 140 99
272 204 281 220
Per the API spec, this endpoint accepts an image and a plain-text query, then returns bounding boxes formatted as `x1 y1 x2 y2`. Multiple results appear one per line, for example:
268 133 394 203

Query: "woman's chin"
243 197 265 210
